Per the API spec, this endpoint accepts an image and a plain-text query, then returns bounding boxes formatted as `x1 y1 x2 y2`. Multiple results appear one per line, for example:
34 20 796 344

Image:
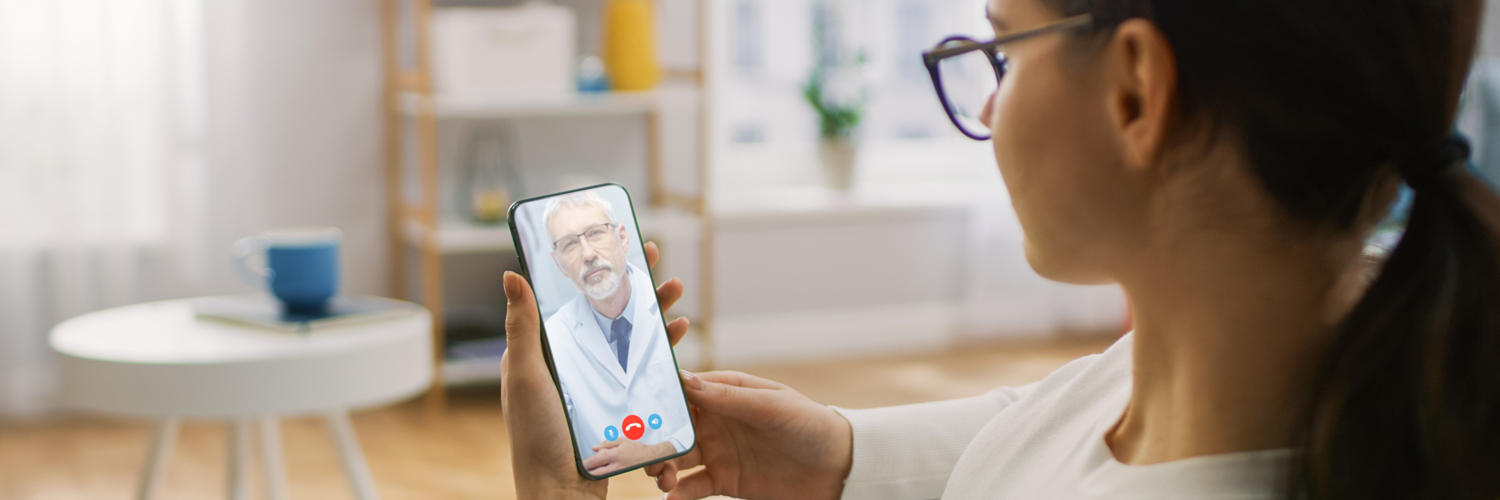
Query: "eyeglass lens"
555 223 615 255
936 41 1001 138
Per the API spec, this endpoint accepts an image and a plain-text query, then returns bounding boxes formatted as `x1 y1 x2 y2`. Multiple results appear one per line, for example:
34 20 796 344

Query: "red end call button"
622 414 645 440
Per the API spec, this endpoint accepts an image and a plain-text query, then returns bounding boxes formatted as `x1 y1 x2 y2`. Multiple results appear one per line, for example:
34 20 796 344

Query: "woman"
500 0 1500 497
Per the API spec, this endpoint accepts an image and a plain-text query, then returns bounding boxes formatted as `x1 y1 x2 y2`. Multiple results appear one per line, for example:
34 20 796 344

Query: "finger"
666 316 690 347
670 445 704 471
680 370 787 423
694 370 787 391
645 241 660 269
648 444 703 476
502 272 542 370
656 277 684 312
664 467 720 500
652 461 680 492
648 447 700 492
592 440 622 452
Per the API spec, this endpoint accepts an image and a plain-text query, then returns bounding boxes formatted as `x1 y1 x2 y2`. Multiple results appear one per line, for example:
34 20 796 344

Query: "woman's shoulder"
969 333 1134 443
943 336 1137 498
1028 333 1134 396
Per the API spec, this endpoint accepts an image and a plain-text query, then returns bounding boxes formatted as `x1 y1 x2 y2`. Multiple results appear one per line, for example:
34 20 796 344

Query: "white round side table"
49 297 433 500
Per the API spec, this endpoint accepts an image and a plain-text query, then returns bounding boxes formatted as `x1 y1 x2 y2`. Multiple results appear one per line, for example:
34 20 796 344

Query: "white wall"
198 0 388 298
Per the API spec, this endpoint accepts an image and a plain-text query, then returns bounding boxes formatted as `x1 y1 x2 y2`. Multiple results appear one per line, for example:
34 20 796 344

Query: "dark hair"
1038 0 1500 498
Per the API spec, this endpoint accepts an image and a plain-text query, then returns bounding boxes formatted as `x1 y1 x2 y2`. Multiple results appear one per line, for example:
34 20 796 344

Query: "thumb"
680 370 782 426
503 271 541 358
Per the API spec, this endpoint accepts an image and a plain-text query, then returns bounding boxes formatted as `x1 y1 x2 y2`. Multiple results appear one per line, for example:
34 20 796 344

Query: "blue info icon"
604 425 620 441
648 414 662 429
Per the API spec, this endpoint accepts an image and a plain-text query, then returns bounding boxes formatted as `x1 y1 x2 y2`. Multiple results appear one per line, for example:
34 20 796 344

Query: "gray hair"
542 190 619 239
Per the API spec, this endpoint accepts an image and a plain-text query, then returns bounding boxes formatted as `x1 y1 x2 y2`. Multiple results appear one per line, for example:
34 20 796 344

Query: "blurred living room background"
4 0 1500 499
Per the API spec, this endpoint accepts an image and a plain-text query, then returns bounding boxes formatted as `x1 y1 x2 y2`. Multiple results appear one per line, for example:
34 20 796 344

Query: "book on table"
193 295 421 334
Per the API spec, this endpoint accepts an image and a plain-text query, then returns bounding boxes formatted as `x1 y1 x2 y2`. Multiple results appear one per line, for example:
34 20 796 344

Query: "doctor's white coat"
543 263 695 461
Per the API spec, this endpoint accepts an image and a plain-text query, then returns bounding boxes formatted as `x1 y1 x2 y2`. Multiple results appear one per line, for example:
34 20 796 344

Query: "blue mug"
233 227 342 317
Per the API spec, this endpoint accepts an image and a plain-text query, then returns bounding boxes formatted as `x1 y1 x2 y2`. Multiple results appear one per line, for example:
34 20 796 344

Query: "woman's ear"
1105 19 1178 173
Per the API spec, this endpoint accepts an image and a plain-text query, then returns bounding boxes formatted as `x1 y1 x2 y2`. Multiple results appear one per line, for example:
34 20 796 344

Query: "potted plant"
803 2 866 191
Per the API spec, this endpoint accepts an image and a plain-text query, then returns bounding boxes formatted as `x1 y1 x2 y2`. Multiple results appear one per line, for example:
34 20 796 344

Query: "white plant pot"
819 138 858 191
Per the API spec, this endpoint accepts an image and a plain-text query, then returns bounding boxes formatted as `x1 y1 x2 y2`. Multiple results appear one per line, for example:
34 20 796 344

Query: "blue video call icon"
648 414 662 429
604 425 620 441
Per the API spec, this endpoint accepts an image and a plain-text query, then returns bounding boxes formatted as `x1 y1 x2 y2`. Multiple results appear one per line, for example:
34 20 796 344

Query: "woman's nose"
980 89 998 134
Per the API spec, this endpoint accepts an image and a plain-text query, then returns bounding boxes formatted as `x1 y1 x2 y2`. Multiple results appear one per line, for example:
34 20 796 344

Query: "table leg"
324 410 380 500
258 416 289 500
228 418 251 500
135 417 180 500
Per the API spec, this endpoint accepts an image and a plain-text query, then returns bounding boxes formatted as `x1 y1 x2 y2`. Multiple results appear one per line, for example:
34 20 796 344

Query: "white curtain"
0 0 389 416
0 0 205 415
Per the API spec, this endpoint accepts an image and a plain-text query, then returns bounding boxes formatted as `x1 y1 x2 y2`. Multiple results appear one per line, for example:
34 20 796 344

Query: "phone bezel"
505 182 697 481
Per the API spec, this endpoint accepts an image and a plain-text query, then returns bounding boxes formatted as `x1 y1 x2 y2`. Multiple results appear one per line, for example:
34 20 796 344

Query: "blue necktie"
611 316 631 372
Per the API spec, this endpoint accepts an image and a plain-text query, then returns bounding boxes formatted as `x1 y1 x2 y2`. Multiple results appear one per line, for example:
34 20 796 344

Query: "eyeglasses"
552 223 618 257
923 14 1092 140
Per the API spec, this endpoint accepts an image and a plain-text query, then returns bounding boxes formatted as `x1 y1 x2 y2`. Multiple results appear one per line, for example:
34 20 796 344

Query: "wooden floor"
0 334 1117 500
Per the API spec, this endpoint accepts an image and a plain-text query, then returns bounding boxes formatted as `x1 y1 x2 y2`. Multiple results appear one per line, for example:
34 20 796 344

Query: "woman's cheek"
990 65 1091 280
992 73 1042 191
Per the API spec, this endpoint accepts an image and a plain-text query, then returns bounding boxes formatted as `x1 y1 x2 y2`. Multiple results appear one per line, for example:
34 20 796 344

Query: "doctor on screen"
540 191 693 474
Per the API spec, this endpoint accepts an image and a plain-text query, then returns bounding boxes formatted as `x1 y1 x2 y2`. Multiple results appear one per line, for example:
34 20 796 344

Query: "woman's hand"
645 371 854 500
502 241 690 500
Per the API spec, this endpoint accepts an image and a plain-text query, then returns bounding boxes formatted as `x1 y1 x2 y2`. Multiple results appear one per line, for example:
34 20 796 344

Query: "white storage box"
432 3 577 100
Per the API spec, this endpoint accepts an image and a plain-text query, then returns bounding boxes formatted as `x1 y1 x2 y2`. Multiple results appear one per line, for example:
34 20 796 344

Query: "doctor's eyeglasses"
923 14 1092 140
553 223 618 256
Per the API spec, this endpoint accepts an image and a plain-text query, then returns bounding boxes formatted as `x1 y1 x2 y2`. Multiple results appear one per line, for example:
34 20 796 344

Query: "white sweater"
833 334 1292 500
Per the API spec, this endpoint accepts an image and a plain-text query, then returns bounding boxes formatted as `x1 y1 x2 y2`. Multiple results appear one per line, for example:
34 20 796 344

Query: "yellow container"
602 0 660 91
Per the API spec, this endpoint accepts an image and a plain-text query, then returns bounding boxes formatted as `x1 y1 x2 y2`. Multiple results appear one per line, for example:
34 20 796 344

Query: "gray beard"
579 262 623 300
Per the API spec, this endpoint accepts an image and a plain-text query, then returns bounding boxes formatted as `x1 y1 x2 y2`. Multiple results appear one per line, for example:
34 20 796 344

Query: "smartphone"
507 183 695 480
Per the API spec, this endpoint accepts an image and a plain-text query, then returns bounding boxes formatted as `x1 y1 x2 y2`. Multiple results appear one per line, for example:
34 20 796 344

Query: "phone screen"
508 183 694 479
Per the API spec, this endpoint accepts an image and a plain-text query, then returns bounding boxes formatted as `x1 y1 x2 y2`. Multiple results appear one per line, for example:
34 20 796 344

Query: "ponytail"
1297 135 1500 499
1034 0 1496 495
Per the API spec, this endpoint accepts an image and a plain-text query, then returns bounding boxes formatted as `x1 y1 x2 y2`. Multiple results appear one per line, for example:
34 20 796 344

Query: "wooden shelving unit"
380 0 716 411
